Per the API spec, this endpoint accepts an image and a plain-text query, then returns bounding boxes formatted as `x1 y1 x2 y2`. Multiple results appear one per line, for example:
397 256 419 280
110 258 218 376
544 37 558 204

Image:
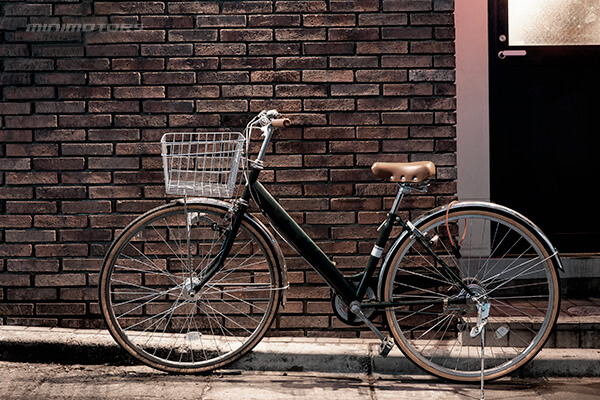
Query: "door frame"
454 0 597 284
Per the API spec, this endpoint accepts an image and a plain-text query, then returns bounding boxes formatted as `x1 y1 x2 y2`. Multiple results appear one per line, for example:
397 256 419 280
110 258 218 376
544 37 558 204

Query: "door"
489 0 600 254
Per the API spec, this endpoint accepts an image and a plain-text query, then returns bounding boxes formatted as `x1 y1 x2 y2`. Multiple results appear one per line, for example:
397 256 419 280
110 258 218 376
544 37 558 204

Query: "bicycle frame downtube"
250 181 359 305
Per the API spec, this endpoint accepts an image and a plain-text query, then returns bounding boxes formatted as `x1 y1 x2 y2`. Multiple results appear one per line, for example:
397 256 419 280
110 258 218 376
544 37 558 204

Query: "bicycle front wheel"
382 203 560 381
99 201 283 373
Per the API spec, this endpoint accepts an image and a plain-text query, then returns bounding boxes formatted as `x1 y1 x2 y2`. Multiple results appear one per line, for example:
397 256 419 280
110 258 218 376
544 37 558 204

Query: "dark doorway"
489 0 600 254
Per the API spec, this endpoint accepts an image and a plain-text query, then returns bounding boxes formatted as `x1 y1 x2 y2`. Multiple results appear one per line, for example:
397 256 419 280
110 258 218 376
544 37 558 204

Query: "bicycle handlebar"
271 118 291 128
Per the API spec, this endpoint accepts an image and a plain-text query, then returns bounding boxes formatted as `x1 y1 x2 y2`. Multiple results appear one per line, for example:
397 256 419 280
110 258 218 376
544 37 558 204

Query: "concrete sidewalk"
1 325 599 377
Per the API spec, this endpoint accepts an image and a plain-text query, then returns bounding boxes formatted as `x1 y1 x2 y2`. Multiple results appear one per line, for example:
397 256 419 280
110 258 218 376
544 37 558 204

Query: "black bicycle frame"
194 131 474 307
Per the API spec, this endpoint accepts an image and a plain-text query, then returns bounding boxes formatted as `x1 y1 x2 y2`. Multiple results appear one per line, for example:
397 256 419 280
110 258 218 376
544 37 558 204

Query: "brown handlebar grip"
271 118 291 128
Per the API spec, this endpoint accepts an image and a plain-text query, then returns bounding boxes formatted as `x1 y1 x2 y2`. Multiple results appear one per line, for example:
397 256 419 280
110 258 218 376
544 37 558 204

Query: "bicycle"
99 110 562 383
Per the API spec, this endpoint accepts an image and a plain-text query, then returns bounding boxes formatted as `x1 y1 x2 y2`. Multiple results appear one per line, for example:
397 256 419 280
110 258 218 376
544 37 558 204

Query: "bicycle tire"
381 202 560 382
99 201 283 373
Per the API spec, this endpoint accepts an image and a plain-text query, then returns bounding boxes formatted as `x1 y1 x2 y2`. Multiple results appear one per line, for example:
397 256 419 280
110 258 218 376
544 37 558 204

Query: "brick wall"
0 0 457 336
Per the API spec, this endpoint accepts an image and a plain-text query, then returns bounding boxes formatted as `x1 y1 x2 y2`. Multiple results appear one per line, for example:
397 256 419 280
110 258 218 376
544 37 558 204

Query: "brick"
302 70 353 82
32 157 85 171
251 71 299 83
57 58 110 71
35 129 86 142
330 84 379 97
275 28 326 41
303 42 354 55
304 99 355 111
359 13 408 26
114 115 167 128
36 303 86 315
167 2 219 14
0 244 32 257
197 71 249 83
86 44 139 57
143 100 194 113
305 212 355 225
143 72 195 85
7 288 57 301
357 97 408 111
35 215 89 228
89 186 142 199
276 56 327 69
89 72 141 85
141 44 193 56
114 86 165 99
95 2 165 14
36 186 86 199
329 28 379 41
0 187 33 200
195 43 246 56
88 157 139 170
196 100 248 112
62 171 112 184
4 3 52 16
329 112 379 125
35 73 86 86
35 244 88 257
0 304 34 316
58 87 111 99
276 84 327 98
88 101 139 113
276 1 327 12
168 114 221 127
168 29 218 42
196 15 247 27
249 43 300 55
220 57 272 70
409 69 455 82
5 172 58 185
5 115 57 129
87 130 138 143
4 87 54 100
0 102 31 115
357 126 409 139
166 58 219 70
0 215 33 228
5 230 56 243
0 130 32 142
330 0 379 12
112 58 165 71
167 85 219 99
276 169 328 182
60 229 112 242
383 0 432 12
5 201 57 214
222 1 272 14
250 14 301 27
36 101 86 114
222 85 273 98
330 56 378 68
0 158 30 171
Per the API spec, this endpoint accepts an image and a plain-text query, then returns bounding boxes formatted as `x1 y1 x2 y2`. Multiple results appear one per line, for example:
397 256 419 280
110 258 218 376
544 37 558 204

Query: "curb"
1 326 599 377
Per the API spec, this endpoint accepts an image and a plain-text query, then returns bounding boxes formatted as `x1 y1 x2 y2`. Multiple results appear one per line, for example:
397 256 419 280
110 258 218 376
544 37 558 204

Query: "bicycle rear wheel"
382 203 560 381
99 201 282 373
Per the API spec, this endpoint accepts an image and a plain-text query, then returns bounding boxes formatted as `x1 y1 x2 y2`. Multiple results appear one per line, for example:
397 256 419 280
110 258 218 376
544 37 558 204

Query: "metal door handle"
498 50 527 59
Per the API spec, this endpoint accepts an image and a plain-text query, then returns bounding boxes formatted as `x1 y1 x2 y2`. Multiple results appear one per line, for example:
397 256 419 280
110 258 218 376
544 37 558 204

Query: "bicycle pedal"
379 337 394 358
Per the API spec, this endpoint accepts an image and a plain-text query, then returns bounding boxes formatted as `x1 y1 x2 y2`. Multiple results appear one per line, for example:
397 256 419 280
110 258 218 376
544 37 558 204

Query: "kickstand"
480 326 485 400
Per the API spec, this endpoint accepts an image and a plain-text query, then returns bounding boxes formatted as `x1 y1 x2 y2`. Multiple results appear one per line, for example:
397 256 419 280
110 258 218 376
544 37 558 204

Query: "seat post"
390 184 409 215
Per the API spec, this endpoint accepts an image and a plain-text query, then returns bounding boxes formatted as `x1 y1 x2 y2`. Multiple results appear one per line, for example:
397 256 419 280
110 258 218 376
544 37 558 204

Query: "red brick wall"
0 1 457 335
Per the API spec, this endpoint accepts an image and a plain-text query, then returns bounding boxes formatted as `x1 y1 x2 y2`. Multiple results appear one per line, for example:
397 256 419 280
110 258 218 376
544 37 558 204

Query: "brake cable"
445 201 468 259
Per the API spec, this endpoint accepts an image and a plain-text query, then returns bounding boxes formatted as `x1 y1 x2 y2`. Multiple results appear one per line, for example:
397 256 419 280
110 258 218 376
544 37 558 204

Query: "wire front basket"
161 132 245 198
